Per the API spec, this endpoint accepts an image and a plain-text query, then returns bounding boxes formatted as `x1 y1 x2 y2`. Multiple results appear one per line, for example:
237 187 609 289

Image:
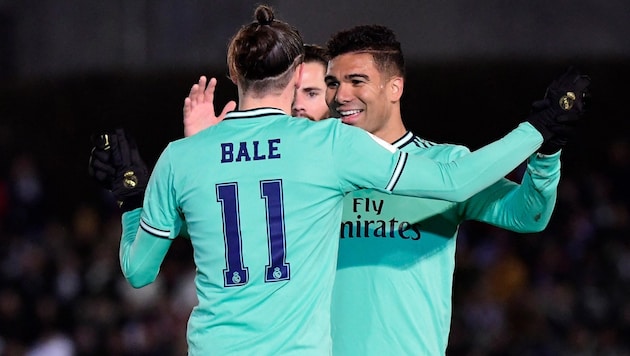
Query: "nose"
333 83 351 105
292 100 304 117
292 107 304 117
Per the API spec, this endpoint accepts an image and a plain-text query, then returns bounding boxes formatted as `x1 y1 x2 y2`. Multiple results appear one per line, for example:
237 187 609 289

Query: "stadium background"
0 1 629 354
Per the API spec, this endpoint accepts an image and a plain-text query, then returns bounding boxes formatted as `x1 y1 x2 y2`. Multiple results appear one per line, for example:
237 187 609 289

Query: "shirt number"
216 180 290 287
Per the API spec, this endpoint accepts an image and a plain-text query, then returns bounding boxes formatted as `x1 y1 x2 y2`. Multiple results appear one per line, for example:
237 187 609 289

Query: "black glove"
88 133 115 190
530 99 574 154
88 128 148 212
527 66 591 154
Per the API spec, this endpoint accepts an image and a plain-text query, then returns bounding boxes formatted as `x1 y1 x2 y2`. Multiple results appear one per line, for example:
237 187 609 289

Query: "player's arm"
455 67 586 230
387 122 544 202
334 68 589 202
88 129 179 288
119 208 173 288
120 143 185 287
332 121 539 201
183 76 236 137
457 152 561 232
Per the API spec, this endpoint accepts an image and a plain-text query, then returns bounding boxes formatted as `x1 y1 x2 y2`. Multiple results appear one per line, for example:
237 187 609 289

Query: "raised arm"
88 129 170 288
398 67 588 201
454 67 586 230
336 67 590 203
458 152 561 232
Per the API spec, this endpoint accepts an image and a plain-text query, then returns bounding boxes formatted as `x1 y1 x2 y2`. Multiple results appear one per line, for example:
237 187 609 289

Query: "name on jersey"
221 139 281 163
340 197 421 240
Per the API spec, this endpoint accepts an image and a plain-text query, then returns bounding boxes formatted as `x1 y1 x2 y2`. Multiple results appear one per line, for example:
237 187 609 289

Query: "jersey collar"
224 107 287 120
391 131 415 149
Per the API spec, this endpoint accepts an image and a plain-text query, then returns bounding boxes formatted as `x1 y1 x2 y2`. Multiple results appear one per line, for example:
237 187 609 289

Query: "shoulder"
306 118 371 139
408 135 471 160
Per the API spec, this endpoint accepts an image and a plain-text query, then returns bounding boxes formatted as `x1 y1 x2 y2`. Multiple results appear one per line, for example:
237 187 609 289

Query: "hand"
183 76 237 137
88 128 148 211
544 66 591 122
88 133 115 190
527 67 591 154
529 99 573 154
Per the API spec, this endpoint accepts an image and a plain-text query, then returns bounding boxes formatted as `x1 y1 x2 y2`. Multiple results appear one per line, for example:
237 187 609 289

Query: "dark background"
1 60 626 222
0 1 629 355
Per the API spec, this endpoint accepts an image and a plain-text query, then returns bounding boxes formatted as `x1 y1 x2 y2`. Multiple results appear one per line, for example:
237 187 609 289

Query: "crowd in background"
0 60 628 355
0 135 628 355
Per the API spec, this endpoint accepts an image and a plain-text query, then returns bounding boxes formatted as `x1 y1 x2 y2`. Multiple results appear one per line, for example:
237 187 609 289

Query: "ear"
388 76 404 102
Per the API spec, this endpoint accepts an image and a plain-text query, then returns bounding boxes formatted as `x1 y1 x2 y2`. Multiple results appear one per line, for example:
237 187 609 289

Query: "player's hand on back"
183 76 237 137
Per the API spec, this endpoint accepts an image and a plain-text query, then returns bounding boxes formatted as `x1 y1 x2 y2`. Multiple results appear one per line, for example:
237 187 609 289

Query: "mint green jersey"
331 132 560 356
120 109 543 355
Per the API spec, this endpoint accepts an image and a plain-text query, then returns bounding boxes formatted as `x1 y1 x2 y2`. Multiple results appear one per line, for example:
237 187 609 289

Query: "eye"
325 80 339 89
307 91 319 98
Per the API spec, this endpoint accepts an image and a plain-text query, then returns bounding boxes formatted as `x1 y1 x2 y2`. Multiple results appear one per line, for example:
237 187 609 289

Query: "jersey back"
141 108 407 355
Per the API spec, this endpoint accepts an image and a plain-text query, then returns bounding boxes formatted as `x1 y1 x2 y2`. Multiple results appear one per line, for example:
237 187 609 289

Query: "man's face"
292 61 330 121
325 52 394 135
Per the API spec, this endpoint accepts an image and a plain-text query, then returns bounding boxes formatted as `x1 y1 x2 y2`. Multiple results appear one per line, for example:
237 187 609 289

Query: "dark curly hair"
326 25 405 78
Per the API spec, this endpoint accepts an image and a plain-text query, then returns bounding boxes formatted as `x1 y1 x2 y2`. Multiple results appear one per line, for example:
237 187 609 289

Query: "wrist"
118 193 144 213
536 150 561 159
526 109 556 141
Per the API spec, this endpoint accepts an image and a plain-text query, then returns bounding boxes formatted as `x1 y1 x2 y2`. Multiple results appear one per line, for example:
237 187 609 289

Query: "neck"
374 108 408 144
239 96 292 114
237 82 296 114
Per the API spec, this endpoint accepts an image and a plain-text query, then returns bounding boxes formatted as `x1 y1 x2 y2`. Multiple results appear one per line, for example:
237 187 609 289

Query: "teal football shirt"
331 132 561 356
120 108 543 355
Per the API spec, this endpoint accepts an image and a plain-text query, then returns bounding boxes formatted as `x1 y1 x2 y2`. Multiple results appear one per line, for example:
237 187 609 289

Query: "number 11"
216 180 290 287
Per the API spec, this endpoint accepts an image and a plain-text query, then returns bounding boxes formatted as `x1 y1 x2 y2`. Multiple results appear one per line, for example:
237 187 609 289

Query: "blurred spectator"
1 133 629 355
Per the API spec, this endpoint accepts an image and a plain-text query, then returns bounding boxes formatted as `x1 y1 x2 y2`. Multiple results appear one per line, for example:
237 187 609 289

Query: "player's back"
163 108 394 355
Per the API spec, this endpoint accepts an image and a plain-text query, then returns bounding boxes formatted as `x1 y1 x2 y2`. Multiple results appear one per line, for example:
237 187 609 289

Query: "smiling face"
291 61 330 121
325 52 402 138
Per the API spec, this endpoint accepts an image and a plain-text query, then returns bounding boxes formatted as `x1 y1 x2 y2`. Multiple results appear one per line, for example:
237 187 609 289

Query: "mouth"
336 109 363 124
294 112 313 121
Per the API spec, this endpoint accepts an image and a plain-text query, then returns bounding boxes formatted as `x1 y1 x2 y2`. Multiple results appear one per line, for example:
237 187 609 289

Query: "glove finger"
91 147 111 162
89 157 116 176
91 133 112 150
531 99 551 113
88 155 115 190
116 128 132 167
88 173 113 190
109 130 121 166
109 128 130 167
93 170 113 185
